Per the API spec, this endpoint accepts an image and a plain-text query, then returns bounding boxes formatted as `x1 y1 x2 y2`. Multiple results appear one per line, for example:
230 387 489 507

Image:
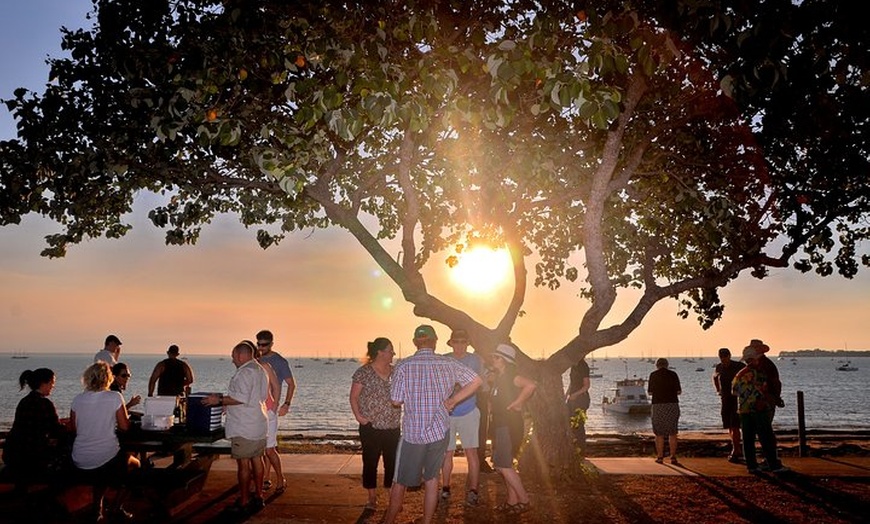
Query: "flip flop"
275 483 287 495
263 480 273 491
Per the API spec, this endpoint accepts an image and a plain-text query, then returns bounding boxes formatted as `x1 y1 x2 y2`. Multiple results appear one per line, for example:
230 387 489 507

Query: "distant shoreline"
778 349 870 357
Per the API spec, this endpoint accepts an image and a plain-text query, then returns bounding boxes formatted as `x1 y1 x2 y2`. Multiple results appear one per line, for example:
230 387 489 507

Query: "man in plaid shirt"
383 325 482 524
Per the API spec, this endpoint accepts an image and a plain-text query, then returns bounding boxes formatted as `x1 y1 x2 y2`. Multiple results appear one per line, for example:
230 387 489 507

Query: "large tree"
2 0 868 475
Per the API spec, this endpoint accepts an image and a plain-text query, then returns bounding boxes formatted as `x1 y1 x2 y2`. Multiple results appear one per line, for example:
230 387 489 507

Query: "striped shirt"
391 348 479 444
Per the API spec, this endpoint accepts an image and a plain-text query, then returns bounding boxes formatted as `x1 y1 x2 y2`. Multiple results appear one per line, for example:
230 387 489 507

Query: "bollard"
797 390 808 457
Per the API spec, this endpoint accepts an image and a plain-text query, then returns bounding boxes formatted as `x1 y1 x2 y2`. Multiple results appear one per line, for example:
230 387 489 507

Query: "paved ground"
4 453 868 523
170 454 870 523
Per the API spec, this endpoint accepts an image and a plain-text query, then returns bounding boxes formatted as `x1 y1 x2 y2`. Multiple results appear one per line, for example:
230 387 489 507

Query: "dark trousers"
740 411 779 469
566 398 588 452
477 392 491 464
359 424 400 489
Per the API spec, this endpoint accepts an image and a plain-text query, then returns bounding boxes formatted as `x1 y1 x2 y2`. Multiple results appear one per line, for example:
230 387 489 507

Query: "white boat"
602 378 651 414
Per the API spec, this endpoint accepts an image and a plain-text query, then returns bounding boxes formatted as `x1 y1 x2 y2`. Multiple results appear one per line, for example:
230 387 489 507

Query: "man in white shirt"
94 334 122 365
203 341 269 514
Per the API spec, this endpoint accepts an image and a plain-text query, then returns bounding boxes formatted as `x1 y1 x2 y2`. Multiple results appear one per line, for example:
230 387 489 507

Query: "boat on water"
588 355 603 378
602 377 651 414
836 361 858 371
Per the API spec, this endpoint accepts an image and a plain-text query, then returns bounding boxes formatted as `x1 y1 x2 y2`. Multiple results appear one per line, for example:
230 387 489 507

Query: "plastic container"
186 392 224 434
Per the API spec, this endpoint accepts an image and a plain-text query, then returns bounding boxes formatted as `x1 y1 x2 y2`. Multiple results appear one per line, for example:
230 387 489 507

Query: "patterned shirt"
352 364 401 430
731 366 771 414
391 348 479 444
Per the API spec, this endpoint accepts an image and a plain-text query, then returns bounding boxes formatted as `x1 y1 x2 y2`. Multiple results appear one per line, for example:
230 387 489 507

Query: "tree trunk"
518 362 579 480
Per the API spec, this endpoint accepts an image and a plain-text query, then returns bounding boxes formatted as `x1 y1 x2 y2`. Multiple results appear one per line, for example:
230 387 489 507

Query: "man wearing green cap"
383 325 482 524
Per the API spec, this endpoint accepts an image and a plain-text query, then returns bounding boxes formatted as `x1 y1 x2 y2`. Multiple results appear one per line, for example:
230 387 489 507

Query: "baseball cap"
413 324 437 340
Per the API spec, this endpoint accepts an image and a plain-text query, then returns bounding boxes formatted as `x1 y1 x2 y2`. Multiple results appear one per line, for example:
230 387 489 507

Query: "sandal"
496 502 531 514
263 479 273 491
275 482 287 495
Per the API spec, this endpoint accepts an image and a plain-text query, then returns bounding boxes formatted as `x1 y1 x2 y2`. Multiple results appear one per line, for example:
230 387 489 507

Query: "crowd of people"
4 329 788 523
631 338 787 473
350 326 537 524
2 330 297 522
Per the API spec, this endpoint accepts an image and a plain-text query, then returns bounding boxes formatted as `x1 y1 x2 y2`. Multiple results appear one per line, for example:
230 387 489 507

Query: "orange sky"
1 209 868 359
1 1 868 359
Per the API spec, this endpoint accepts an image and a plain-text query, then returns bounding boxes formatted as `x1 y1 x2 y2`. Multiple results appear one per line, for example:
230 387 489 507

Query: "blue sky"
1 1 868 358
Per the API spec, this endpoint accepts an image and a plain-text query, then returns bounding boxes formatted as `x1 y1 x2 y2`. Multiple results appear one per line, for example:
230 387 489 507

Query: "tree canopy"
2 1 869 466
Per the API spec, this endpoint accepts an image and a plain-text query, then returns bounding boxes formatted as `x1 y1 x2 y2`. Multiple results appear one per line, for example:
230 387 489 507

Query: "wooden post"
797 390 808 457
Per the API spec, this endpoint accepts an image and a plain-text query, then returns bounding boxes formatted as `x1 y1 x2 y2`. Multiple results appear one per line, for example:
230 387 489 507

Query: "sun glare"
450 247 513 295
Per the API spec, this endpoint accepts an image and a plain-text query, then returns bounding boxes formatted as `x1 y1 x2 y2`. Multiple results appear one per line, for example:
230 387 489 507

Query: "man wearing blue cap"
383 325 482 524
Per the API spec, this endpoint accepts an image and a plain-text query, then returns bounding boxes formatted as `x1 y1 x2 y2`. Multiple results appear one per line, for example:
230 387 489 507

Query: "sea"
2 354 868 437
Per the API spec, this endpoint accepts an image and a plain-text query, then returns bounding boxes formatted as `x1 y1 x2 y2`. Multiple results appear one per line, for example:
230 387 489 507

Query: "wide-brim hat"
745 339 770 354
448 329 469 345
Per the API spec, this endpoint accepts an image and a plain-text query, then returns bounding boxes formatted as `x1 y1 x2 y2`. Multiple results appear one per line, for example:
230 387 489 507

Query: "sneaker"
465 490 479 507
771 465 791 474
655 457 664 464
440 488 451 501
727 455 742 464
480 461 496 474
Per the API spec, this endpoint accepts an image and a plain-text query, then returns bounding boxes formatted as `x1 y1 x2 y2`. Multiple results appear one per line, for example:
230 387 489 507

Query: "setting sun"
449 246 513 295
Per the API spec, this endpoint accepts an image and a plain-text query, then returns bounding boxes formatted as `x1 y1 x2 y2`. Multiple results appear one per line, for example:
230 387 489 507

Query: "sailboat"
588 355 603 378
11 349 28 359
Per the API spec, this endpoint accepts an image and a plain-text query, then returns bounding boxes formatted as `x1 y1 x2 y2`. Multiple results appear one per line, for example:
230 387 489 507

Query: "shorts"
446 407 480 451
75 451 129 486
720 396 740 429
231 436 266 459
651 403 680 437
491 426 518 469
393 437 449 487
267 410 278 448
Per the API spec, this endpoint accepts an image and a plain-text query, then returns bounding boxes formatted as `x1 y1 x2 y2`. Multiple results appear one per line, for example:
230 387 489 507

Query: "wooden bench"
126 454 217 517
0 464 96 520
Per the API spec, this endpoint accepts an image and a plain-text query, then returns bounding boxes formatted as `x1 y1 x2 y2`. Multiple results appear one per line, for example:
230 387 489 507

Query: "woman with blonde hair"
70 361 139 522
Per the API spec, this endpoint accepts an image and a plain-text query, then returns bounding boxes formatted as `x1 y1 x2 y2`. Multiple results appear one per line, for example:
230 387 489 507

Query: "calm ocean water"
2 354 867 435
